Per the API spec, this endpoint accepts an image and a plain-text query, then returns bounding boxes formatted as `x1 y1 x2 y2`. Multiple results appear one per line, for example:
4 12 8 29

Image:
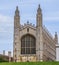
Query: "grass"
0 62 59 65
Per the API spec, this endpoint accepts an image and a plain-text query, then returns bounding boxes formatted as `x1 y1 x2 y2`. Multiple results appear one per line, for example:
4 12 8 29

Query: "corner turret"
36 4 42 27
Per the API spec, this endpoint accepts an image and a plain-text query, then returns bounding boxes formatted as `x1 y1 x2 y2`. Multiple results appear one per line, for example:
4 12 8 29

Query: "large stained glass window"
21 34 36 54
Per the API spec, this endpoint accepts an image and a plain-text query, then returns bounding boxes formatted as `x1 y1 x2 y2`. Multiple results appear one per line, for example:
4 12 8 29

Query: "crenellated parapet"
20 21 36 30
43 25 53 40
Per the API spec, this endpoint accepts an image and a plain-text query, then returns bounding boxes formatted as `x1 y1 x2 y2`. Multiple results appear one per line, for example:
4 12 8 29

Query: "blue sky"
0 0 59 56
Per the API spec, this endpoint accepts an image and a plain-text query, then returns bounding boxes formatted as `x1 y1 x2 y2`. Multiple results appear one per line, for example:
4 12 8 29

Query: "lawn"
0 62 59 65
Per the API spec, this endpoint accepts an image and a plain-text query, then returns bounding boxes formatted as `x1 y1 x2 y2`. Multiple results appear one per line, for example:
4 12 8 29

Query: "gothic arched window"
21 34 36 54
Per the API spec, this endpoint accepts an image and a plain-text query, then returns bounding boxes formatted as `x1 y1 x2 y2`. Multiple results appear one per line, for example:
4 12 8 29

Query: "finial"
27 20 29 24
55 32 57 34
37 4 42 13
55 32 58 44
16 6 18 11
39 4 40 8
15 6 19 16
55 32 57 37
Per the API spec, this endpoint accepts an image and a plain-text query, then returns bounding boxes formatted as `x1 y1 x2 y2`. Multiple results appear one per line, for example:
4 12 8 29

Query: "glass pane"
26 35 30 42
26 35 30 47
31 48 36 54
22 37 25 42
30 37 35 47
26 41 30 47
21 41 25 47
26 48 30 54
21 48 25 54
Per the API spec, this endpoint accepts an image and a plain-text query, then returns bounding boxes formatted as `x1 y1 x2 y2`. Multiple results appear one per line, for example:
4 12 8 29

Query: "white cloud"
0 14 12 23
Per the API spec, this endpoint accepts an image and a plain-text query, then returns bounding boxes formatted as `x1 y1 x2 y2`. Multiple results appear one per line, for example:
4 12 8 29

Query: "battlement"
20 21 36 30
42 25 54 42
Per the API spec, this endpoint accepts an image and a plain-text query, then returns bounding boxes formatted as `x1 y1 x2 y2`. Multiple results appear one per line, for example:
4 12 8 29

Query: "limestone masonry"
13 5 58 62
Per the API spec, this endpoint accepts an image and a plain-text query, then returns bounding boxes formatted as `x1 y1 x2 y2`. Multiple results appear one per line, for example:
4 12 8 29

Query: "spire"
55 32 58 39
27 20 29 24
37 4 42 14
54 32 58 44
14 6 20 28
36 4 42 27
15 6 19 16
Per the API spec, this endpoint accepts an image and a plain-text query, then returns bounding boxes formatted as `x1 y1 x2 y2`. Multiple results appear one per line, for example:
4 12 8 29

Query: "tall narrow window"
27 28 29 32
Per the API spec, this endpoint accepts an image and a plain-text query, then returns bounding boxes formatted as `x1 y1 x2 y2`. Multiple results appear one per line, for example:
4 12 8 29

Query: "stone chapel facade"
13 5 58 62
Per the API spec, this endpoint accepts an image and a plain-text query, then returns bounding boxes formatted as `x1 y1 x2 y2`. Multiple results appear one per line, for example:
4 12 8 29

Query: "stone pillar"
36 27 40 61
3 50 5 55
8 51 11 62
39 27 43 62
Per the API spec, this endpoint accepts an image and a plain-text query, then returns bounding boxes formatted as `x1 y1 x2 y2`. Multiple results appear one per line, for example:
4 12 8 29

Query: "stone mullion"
30 36 31 54
25 36 26 54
